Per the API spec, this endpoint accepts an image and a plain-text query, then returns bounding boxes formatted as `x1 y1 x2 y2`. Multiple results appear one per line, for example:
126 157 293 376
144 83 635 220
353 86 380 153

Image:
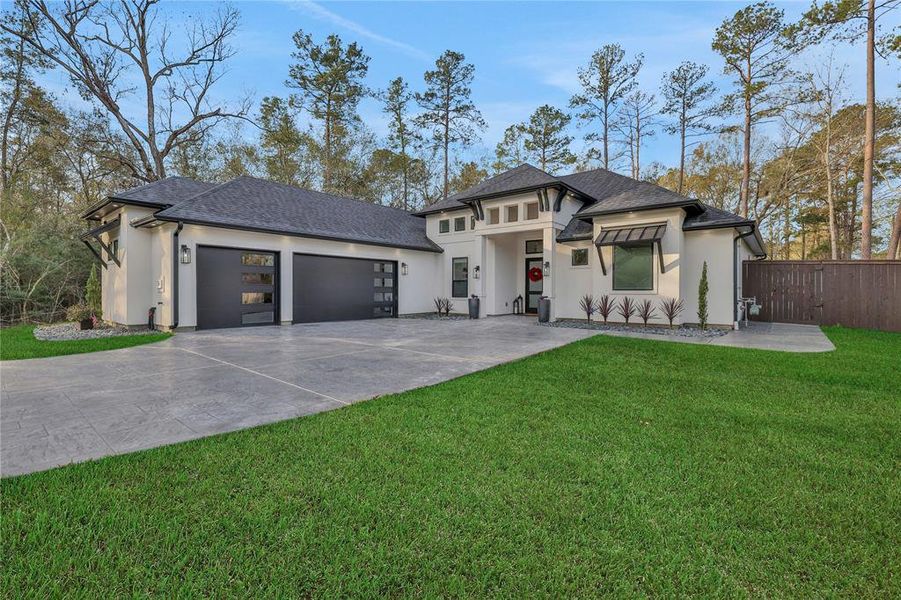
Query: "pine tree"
697 261 709 329
416 50 486 199
521 105 576 173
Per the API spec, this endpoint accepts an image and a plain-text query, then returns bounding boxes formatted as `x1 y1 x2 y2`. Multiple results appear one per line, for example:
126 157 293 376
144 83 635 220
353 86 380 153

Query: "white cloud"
283 0 431 62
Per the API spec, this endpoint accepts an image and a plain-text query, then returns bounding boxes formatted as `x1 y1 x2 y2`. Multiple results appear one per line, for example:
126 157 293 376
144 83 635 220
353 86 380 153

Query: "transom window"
525 239 542 254
487 207 500 225
454 216 466 231
613 244 654 291
506 205 518 223
571 248 589 266
452 257 468 298
525 202 539 220
438 219 450 233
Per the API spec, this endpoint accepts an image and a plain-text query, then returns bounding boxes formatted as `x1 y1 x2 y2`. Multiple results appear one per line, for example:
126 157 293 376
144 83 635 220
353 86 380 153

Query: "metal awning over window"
594 223 666 275
80 216 121 268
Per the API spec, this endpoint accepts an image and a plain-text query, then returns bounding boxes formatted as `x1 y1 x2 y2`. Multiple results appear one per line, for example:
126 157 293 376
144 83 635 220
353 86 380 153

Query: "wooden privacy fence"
742 260 901 332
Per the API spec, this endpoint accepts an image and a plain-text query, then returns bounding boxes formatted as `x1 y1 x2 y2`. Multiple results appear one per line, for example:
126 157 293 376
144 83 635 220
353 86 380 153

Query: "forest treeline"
1 0 899 323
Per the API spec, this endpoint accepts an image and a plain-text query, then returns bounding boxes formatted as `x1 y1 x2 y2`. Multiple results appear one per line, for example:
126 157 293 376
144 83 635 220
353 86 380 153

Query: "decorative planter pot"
78 318 94 331
468 296 480 319
538 297 551 323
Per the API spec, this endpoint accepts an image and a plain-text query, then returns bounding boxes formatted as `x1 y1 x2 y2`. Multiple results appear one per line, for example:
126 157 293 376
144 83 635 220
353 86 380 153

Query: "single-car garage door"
293 254 397 323
197 246 278 329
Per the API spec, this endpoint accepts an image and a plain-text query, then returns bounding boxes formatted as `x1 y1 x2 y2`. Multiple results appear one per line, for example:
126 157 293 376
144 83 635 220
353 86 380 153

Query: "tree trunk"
602 105 609 170
860 0 875 258
888 201 901 259
324 98 332 191
678 116 686 194
825 119 838 260
740 92 751 218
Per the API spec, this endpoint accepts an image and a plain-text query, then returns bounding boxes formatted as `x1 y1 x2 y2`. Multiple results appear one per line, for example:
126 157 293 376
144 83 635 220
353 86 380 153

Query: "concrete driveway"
1 317 594 477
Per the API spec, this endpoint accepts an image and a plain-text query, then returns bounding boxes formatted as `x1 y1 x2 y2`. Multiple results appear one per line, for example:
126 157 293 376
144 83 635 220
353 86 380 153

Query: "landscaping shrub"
698 261 709 329
616 296 636 324
659 297 684 328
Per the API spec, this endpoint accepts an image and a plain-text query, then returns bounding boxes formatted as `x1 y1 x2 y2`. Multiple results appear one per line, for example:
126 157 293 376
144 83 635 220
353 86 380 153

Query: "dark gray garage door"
197 246 278 329
293 254 397 323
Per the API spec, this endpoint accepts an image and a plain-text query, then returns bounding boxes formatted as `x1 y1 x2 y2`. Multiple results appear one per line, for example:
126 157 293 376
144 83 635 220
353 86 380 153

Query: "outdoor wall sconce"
473 265 480 279
401 262 408 276
180 244 191 264
543 261 550 277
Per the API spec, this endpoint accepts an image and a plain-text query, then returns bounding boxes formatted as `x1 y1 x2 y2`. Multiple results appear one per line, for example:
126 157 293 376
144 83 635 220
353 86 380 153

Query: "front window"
487 207 500 225
452 257 468 298
506 205 518 223
571 248 588 266
454 216 466 231
439 219 450 233
613 244 654 291
525 202 539 220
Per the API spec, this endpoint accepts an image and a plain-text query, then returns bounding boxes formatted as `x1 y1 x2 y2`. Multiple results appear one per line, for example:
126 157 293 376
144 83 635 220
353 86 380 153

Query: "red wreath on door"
528 267 543 282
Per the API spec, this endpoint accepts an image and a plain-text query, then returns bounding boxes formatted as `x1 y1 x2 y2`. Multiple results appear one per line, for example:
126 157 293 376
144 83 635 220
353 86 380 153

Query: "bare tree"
2 0 248 182
615 90 659 180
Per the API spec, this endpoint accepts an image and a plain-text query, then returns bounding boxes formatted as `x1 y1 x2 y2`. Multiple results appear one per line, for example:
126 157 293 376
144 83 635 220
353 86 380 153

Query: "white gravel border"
33 322 163 341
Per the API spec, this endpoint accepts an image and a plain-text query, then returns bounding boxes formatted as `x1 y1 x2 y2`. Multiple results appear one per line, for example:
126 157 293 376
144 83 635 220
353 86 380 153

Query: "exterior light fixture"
180 244 191 264
473 265 480 279
401 262 408 276
543 261 550 277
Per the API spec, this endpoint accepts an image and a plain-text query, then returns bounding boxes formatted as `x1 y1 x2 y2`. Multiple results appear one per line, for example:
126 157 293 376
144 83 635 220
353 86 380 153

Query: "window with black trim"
454 216 466 231
439 219 450 233
452 257 468 298
525 239 542 254
613 244 654 290
571 248 589 266
110 238 119 259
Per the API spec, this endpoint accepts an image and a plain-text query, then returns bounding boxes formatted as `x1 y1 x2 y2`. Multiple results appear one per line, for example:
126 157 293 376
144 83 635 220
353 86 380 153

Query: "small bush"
65 304 93 322
616 297 636 325
659 297 684 328
637 299 656 326
596 295 614 324
579 294 596 324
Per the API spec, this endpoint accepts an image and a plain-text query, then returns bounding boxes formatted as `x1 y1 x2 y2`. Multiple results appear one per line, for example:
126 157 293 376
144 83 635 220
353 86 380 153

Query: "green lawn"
2 327 899 596
0 324 171 360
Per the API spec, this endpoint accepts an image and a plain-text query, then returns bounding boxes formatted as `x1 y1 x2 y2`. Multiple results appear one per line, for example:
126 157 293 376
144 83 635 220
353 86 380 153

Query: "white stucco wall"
99 206 156 326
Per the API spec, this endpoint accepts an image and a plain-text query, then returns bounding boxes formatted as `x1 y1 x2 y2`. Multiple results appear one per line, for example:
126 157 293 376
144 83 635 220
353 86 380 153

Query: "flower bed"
540 319 729 338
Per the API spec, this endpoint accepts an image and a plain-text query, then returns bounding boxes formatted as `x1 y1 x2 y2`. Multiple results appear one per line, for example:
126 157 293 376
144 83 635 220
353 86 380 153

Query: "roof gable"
414 163 556 215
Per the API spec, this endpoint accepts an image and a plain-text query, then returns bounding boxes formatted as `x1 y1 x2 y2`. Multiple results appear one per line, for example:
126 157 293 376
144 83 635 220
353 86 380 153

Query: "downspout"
172 221 184 329
733 229 756 328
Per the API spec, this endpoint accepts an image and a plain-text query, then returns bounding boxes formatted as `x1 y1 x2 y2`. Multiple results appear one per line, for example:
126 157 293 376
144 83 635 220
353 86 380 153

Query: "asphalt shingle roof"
154 176 442 252
565 169 695 216
556 218 593 242
682 203 753 229
110 176 216 205
414 164 556 215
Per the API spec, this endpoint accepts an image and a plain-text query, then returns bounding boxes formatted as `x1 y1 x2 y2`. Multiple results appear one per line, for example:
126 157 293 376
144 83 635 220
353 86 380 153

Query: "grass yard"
2 327 899 596
0 324 171 361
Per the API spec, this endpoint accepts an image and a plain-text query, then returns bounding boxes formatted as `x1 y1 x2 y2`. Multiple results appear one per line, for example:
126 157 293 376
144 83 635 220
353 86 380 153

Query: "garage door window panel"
241 252 274 266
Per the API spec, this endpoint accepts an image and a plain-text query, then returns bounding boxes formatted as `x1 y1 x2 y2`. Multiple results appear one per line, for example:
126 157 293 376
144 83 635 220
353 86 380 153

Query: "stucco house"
80 163 765 330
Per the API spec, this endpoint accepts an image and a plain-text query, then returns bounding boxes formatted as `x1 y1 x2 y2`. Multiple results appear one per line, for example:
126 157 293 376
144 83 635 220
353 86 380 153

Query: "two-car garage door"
196 246 398 329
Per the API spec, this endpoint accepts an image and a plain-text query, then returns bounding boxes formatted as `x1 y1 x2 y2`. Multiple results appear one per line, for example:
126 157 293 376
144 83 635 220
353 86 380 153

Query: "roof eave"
152 216 444 254
81 197 168 220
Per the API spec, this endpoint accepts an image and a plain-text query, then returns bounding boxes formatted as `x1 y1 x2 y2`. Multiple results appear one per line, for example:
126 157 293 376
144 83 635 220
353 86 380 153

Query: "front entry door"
525 257 543 314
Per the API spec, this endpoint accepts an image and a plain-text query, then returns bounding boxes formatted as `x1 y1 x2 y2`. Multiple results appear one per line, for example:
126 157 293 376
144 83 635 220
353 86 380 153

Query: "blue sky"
41 0 901 171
